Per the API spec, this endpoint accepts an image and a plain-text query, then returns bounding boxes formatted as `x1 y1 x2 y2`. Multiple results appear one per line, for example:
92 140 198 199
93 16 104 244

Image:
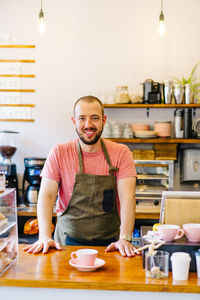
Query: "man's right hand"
23 236 62 254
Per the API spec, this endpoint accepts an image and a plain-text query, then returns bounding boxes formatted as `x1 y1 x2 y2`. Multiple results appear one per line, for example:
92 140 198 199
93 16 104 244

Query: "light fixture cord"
161 0 163 12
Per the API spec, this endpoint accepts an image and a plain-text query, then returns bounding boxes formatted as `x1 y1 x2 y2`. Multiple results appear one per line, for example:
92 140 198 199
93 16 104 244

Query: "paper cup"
171 252 191 281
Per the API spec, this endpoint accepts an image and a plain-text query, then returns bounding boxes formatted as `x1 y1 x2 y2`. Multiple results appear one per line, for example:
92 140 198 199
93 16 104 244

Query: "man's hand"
105 239 140 257
23 236 62 254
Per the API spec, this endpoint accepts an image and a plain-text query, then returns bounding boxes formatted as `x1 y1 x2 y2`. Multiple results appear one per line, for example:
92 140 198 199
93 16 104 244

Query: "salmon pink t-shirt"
41 138 137 216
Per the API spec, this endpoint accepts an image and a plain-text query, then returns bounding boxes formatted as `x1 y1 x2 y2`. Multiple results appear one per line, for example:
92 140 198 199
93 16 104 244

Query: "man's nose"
85 118 93 127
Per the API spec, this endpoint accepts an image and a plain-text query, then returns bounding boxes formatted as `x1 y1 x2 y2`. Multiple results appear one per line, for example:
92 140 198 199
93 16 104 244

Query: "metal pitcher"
163 80 173 104
174 84 184 104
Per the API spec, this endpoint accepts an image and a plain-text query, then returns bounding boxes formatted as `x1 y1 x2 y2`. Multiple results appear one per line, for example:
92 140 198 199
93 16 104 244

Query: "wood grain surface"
0 245 200 293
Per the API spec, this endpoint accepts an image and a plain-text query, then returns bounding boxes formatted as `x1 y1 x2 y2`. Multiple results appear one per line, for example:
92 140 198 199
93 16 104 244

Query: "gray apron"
54 139 120 245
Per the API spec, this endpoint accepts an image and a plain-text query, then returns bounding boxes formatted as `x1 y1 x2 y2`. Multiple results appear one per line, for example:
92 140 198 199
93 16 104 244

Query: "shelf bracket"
146 108 150 118
193 108 196 117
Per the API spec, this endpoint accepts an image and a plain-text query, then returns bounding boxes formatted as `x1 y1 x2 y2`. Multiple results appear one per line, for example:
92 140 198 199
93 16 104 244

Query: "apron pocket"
103 189 114 212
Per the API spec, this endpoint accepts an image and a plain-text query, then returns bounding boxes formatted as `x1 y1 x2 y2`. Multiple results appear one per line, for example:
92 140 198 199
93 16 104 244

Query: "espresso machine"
0 130 19 203
142 79 163 104
22 157 46 206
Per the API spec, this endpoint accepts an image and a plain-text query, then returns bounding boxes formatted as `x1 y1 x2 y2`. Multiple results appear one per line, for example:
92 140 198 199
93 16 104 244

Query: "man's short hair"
73 96 104 117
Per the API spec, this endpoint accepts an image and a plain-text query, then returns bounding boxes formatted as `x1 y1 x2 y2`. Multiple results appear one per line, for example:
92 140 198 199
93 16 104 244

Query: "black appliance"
22 157 46 206
0 163 19 203
183 108 193 138
142 79 163 104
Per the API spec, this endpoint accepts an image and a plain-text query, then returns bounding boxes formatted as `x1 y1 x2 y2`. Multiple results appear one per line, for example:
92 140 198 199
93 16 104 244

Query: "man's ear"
103 115 107 125
71 116 76 125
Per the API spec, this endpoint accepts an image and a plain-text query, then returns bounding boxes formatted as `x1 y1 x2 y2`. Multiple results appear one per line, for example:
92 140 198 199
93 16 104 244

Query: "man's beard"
76 127 103 145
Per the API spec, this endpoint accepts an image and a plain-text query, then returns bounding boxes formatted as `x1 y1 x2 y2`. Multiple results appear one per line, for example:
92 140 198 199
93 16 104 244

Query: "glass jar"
115 86 129 104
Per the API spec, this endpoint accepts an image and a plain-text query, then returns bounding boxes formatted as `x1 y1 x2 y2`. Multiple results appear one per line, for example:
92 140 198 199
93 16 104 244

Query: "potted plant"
172 62 200 103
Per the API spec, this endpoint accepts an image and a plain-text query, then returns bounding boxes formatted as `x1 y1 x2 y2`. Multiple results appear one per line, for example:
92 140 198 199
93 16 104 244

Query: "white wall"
0 0 200 186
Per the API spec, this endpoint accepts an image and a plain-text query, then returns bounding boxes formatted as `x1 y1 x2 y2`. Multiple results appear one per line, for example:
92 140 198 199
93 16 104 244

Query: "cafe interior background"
0 0 200 195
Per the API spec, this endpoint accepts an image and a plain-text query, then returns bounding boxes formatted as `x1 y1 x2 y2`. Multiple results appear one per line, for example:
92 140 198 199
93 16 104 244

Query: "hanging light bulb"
38 0 46 34
158 0 166 36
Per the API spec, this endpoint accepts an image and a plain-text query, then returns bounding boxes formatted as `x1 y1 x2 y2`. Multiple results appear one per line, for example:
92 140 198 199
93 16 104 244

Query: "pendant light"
158 0 166 36
38 0 46 34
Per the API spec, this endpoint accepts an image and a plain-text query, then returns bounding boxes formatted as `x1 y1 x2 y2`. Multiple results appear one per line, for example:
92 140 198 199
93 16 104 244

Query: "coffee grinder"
22 157 46 206
0 130 19 203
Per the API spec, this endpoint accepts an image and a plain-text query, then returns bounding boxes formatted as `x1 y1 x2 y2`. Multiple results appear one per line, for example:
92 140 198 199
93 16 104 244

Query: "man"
23 96 137 256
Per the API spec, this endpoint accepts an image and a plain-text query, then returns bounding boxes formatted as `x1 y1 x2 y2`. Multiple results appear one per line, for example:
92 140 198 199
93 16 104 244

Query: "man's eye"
92 116 100 120
78 117 85 121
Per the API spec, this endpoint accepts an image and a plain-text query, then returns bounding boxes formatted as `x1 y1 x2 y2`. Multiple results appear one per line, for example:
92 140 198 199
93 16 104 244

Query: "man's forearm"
118 177 136 240
119 199 135 239
37 178 58 239
37 194 54 239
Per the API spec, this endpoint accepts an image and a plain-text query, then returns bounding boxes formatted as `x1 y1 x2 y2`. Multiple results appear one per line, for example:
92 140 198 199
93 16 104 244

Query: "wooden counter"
0 245 200 294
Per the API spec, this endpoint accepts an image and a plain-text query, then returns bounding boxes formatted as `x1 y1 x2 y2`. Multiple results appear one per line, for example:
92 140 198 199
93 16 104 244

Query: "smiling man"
23 96 137 257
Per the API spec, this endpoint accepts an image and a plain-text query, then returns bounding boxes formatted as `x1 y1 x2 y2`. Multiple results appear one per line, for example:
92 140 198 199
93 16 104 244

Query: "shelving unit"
104 104 200 108
107 138 200 144
104 103 200 144
0 45 36 122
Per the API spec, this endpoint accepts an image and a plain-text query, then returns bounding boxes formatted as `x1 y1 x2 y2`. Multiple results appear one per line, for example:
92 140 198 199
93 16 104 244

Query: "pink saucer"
69 258 105 272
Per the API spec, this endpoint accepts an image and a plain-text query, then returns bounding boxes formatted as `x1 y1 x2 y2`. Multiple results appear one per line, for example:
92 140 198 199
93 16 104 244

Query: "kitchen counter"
0 245 200 299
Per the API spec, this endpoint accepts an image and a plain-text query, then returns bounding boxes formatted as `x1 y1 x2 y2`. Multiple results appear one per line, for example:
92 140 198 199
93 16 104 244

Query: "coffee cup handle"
174 229 184 240
71 252 77 261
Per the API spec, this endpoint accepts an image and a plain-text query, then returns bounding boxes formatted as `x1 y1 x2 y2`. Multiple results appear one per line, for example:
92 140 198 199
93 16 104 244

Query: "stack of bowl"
154 122 171 138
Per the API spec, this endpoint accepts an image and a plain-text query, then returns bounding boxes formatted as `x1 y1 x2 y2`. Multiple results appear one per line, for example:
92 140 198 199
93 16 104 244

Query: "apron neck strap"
77 141 84 172
77 139 119 175
100 139 119 175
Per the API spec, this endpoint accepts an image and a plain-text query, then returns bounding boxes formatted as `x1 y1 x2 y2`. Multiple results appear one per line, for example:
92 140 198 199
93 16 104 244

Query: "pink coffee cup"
71 249 98 266
183 223 200 242
157 224 184 242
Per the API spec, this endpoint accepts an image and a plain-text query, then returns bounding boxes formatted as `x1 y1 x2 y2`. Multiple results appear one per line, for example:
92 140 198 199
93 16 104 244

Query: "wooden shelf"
104 103 200 108
0 119 34 122
0 74 35 77
0 104 35 107
0 89 35 92
0 45 35 48
0 59 35 63
107 138 200 144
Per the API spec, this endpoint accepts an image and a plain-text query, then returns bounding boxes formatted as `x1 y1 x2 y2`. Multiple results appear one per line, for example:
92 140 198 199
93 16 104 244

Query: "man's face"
72 101 106 145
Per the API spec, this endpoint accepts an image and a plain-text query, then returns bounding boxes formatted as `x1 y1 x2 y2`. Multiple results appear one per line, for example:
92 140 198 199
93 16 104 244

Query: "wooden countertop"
0 245 200 293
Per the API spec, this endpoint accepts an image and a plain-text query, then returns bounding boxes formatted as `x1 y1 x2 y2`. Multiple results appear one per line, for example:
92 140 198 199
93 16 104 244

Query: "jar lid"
116 85 128 89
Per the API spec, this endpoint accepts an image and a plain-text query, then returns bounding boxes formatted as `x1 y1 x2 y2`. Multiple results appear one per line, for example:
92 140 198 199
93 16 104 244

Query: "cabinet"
0 188 18 275
0 44 35 122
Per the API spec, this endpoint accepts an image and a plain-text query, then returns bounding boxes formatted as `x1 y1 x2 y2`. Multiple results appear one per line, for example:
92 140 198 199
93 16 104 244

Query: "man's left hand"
105 239 140 257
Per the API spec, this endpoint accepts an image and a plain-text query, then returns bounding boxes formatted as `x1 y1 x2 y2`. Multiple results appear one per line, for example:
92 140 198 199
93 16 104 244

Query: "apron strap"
77 141 84 172
100 139 119 175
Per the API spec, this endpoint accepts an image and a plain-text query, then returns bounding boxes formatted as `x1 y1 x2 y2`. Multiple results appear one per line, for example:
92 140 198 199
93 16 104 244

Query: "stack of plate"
134 130 157 138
